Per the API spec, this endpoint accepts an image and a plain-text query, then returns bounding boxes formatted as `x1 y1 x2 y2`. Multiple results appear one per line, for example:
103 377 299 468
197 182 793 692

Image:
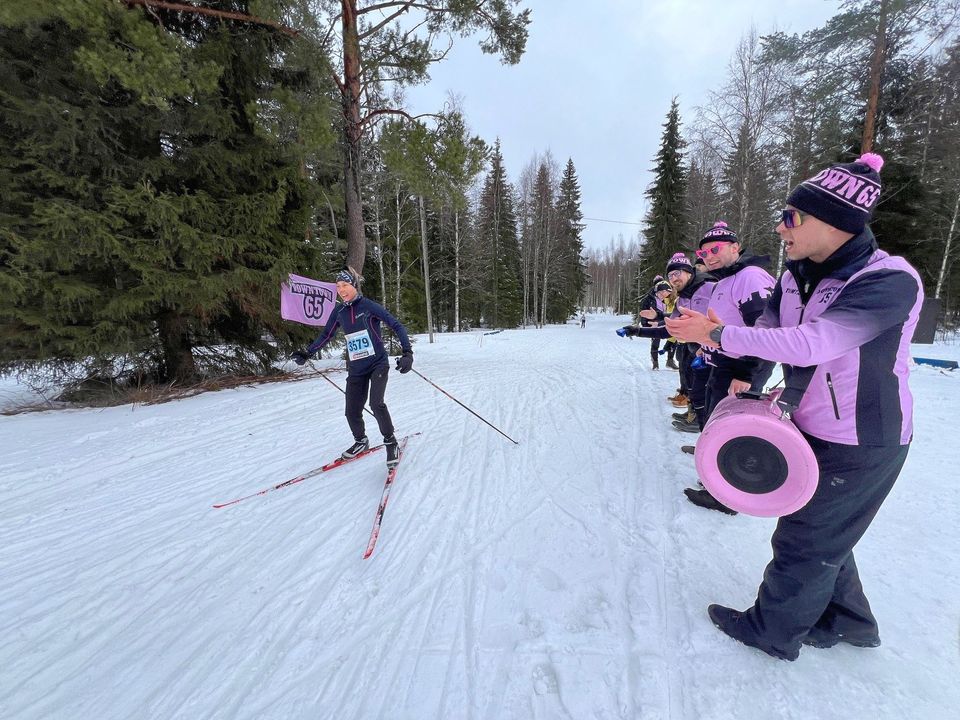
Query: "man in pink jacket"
667 153 924 661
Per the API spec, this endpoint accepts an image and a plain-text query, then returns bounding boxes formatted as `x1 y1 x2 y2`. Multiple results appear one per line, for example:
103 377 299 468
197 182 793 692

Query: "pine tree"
323 0 529 273
637 99 687 292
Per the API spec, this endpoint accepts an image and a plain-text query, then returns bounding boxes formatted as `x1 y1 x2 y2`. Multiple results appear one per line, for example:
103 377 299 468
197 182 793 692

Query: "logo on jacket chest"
816 287 838 304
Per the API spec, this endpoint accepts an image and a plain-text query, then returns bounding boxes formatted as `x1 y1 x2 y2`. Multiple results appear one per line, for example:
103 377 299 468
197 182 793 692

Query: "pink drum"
694 394 819 517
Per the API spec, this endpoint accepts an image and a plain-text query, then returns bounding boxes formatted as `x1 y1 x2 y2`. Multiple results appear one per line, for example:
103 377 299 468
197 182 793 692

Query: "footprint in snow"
531 663 574 720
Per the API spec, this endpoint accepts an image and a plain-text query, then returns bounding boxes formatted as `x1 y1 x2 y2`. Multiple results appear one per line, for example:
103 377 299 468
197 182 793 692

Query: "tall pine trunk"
341 0 366 272
373 198 386 304
394 182 403 315
540 215 552 325
862 0 888 154
419 196 434 343
454 208 461 332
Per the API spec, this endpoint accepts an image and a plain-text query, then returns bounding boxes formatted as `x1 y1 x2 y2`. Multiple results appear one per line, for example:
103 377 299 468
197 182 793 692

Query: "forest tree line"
588 0 960 323
3 1 960 394
0 0 587 392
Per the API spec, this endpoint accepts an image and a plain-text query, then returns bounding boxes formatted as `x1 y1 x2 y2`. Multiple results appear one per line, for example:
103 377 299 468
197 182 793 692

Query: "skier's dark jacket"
306 294 411 376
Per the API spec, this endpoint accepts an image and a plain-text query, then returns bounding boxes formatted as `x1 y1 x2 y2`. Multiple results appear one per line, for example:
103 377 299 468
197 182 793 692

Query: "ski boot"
342 436 369 459
384 435 400 468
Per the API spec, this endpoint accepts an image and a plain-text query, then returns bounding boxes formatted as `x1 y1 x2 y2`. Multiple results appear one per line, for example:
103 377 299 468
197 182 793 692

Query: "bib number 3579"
346 329 373 361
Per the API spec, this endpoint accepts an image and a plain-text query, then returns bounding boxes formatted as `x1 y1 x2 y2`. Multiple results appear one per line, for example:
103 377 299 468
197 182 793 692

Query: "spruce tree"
685 158 721 245
475 141 522 327
637 99 687 293
0 1 335 386
551 158 588 321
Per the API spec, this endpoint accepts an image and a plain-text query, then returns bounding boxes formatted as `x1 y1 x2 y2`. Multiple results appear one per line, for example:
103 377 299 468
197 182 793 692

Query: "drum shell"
694 395 819 517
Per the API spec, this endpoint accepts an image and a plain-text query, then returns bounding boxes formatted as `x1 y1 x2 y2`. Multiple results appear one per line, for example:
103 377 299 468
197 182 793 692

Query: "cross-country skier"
291 268 413 467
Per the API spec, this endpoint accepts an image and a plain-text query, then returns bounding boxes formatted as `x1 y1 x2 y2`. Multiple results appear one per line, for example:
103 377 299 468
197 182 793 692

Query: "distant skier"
291 268 413 468
580 314 586 328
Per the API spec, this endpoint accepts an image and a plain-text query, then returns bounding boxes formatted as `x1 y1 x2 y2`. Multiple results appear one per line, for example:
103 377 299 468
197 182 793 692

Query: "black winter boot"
684 487 737 514
672 418 700 434
801 628 881 649
708 605 799 661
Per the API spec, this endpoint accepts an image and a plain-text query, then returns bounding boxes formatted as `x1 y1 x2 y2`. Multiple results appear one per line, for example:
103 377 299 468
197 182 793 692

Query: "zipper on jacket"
825 372 840 420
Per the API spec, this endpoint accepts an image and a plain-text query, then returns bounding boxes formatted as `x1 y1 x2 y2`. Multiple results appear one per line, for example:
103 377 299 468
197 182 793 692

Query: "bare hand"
728 379 751 397
664 306 723 348
639 309 658 320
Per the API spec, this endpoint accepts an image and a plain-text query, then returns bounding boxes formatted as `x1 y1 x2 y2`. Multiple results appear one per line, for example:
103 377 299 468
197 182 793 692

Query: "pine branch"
120 0 300 37
358 1 418 40
359 107 438 128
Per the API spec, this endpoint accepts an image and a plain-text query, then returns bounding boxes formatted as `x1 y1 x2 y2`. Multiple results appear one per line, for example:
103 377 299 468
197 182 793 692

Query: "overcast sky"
405 0 842 252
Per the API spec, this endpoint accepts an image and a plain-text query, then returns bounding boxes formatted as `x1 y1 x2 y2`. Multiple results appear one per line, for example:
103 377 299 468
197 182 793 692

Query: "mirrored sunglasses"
782 208 805 229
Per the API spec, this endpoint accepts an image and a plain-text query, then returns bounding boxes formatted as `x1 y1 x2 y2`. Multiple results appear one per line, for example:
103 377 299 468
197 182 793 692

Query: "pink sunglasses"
695 242 734 259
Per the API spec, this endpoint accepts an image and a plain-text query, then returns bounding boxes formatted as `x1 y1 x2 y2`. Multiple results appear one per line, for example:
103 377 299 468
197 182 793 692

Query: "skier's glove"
291 349 311 366
395 350 413 374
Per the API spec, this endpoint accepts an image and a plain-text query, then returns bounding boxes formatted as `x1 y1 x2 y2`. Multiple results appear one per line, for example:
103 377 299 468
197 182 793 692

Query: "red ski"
363 435 412 559
212 433 419 509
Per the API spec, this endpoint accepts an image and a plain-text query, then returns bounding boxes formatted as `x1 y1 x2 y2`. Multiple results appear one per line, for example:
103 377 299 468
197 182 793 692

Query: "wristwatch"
708 324 724 348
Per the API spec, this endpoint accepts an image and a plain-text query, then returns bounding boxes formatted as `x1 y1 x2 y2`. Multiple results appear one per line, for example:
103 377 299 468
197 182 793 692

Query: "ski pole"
410 368 519 445
318 370 375 418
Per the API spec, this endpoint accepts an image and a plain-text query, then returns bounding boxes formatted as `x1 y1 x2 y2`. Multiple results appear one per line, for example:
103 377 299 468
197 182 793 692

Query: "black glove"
616 326 639 337
291 349 311 366
395 350 413 374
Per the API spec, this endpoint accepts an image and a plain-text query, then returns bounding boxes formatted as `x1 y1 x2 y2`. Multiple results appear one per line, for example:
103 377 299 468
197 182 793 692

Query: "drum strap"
774 364 817 416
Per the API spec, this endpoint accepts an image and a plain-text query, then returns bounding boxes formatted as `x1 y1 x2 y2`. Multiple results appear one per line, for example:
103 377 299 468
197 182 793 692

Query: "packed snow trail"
1 314 958 719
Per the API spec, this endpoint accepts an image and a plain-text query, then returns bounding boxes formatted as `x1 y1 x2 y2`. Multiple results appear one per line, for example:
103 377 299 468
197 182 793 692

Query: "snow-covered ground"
1 313 958 720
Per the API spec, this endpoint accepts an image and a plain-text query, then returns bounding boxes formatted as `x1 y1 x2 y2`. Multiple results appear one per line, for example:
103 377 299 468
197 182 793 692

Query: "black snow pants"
345 361 394 441
738 437 910 654
676 343 691 396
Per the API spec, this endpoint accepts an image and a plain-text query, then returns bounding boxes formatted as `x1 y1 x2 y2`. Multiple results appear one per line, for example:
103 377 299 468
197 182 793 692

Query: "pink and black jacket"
306 295 411 376
703 254 776 385
721 230 924 446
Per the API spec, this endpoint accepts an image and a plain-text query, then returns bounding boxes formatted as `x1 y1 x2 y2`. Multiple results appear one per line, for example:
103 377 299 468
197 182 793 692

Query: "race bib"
345 329 374 361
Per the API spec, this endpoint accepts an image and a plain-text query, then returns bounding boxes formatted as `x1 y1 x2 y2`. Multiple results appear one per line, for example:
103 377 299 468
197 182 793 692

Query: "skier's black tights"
345 362 394 441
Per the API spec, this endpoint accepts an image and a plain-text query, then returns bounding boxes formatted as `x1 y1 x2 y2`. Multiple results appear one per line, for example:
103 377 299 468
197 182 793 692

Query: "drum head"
716 436 789 494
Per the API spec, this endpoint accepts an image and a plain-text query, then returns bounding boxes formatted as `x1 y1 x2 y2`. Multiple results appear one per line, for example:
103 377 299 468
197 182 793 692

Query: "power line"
582 216 644 226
